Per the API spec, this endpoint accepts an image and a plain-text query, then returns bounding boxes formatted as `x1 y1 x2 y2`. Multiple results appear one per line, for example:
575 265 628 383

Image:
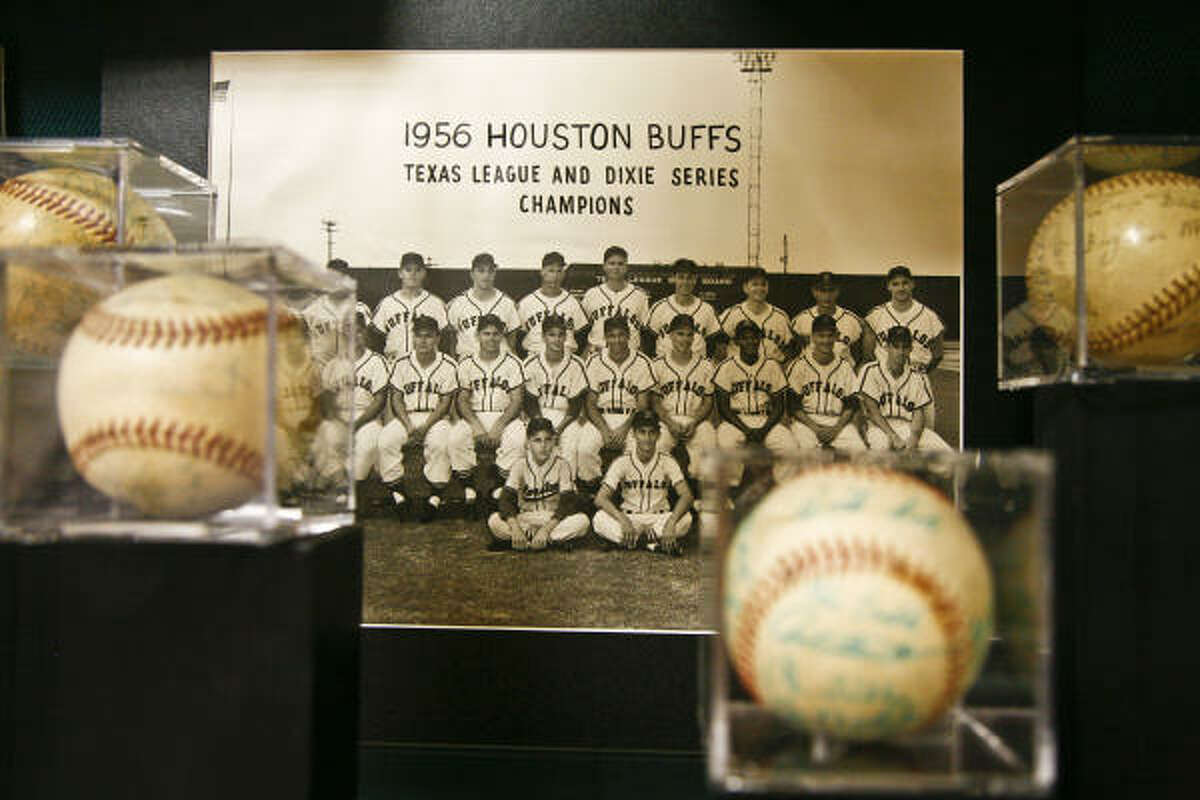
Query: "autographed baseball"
57 273 314 517
1025 170 1200 364
723 465 993 741
0 168 176 357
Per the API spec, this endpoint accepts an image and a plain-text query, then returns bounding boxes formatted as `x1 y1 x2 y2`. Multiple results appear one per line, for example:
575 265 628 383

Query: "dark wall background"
6 1 1200 796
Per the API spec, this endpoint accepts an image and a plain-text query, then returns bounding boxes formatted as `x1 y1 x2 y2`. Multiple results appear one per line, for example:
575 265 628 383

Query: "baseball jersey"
714 354 787 416
864 300 945 370
371 289 448 361
323 350 389 419
652 354 715 418
505 452 575 514
790 306 864 361
457 351 526 413
602 451 685 514
523 352 588 416
786 353 859 418
516 289 588 355
446 288 521 357
719 302 794 362
389 351 459 412
581 282 650 350
647 295 720 358
301 295 345 368
585 349 655 416
857 361 934 421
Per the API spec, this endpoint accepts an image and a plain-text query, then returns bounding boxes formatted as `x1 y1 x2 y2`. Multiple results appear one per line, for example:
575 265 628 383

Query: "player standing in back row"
789 271 866 366
718 267 795 363
863 264 945 372
446 252 521 358
371 251 449 363
647 258 720 359
516 251 588 356
581 245 650 356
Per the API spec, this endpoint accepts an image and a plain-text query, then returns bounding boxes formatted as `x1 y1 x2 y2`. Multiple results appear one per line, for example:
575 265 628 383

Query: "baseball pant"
575 413 637 481
789 416 868 452
447 412 526 473
487 510 591 544
864 420 953 452
715 418 796 484
310 418 359 484
593 509 693 546
377 415 454 484
657 416 717 478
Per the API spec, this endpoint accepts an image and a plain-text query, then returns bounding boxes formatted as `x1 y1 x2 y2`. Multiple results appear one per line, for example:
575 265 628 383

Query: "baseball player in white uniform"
371 251 449 363
449 313 528 483
580 245 650 355
522 314 588 475
647 258 720 359
486 417 591 551
313 309 389 488
857 325 952 451
593 410 694 555
785 313 867 451
516 251 589 356
790 271 866 365
1001 298 1071 379
863 264 945 373
713 319 794 485
577 316 655 484
300 292 347 371
649 313 716 478
718 267 795 363
376 314 459 513
446 252 521 358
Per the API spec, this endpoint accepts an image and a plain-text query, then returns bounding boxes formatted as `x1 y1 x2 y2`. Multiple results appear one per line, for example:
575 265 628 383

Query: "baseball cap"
734 319 763 338
411 314 440 335
667 313 695 333
813 271 838 289
399 252 426 270
886 264 913 281
811 313 838 333
630 409 661 431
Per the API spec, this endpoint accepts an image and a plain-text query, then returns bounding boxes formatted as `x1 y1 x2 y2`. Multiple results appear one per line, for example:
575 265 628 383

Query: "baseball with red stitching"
723 464 993 741
0 168 176 358
1025 170 1200 364
56 272 311 517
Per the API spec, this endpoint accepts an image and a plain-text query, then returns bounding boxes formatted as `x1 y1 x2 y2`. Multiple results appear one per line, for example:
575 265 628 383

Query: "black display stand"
1035 384 1200 798
0 526 363 800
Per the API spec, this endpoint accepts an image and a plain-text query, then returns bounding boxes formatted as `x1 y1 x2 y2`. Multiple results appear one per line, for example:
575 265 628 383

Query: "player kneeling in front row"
857 325 952 451
785 313 867 452
593 410 694 555
487 417 591 552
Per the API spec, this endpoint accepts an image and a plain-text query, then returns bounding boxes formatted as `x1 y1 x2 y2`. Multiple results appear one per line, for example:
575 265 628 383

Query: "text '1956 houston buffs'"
56 273 317 518
723 463 994 741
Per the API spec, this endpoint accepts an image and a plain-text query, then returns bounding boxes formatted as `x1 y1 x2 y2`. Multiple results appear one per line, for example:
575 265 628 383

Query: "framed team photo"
208 49 963 633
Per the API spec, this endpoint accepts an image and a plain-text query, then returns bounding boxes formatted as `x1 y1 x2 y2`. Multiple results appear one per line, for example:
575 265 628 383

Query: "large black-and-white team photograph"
209 49 963 631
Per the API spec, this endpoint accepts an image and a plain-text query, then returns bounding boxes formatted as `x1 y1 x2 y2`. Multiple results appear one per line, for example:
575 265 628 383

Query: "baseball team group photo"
318 245 960 630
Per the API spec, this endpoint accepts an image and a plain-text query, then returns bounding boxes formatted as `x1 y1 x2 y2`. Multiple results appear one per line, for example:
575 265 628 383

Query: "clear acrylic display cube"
998 134 1200 388
706 448 1055 795
1 137 215 244
0 243 357 541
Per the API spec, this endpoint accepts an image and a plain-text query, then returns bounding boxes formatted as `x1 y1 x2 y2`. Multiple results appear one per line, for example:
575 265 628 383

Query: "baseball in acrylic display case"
706 448 1055 795
0 243 357 540
997 134 1200 388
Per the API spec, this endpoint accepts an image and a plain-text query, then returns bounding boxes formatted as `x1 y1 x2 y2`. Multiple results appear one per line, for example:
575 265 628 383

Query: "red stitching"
0 176 119 243
77 306 298 348
731 528 968 733
69 417 263 483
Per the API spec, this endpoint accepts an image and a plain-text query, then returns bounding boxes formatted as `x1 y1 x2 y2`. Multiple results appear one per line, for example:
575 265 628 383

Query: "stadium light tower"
321 218 337 264
735 50 775 269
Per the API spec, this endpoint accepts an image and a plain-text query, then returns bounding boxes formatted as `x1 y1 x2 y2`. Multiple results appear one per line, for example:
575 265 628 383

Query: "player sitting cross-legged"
649 313 717 479
448 313 528 510
785 313 867 452
376 313 459 519
592 410 694 556
486 417 592 552
857 325 952 452
713 319 794 486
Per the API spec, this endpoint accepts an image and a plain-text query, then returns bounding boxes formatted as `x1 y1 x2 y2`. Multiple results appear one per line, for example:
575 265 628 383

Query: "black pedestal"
0 526 362 800
1035 384 1200 798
